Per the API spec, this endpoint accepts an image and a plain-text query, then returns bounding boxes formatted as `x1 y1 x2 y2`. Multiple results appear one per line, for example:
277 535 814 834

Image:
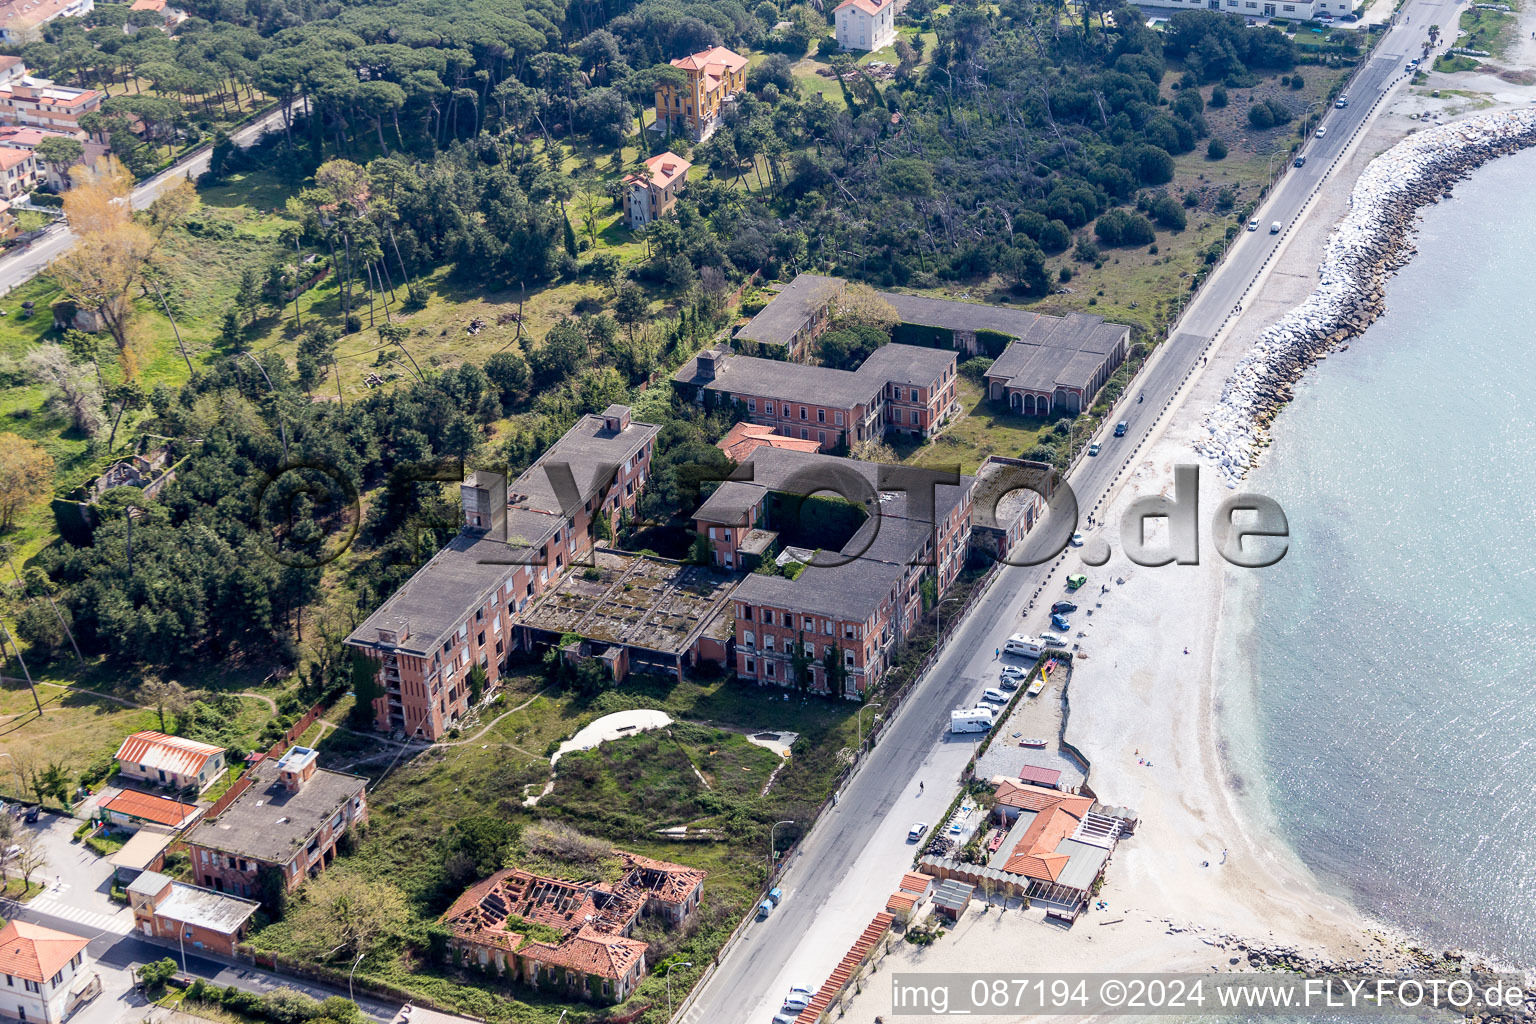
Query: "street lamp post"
348 950 365 1003
665 961 693 1020
178 926 187 975
768 819 794 879
857 702 882 749
935 596 962 640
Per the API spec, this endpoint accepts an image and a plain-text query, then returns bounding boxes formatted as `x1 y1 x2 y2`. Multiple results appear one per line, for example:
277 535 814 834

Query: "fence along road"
676 5 1448 1021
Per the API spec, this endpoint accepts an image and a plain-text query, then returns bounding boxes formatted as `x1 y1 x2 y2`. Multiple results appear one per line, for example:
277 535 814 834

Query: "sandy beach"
839 18 1536 1021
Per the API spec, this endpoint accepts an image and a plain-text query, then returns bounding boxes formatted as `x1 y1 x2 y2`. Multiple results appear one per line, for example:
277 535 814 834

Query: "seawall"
1197 109 1536 485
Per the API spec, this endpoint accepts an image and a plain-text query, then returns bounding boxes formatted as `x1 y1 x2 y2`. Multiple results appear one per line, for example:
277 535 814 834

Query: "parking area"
12 812 137 934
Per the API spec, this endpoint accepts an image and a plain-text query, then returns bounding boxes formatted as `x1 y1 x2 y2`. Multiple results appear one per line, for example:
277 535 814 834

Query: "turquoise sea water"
1236 145 1536 966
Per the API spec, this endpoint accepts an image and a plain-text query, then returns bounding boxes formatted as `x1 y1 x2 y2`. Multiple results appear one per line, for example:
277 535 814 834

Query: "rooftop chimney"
276 746 319 793
601 404 632 433
461 471 507 533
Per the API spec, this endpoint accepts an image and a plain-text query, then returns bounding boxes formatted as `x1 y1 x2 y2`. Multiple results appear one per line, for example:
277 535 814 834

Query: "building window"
766 401 774 415
817 409 825 423
835 411 844 426
748 399 756 412
799 406 808 420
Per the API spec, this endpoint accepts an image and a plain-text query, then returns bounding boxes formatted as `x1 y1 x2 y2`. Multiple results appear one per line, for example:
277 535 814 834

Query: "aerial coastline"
842 7 1536 1014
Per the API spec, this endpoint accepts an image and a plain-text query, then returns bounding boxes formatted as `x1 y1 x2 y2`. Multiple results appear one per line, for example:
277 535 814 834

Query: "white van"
1269 221 1282 234
1004 634 1044 657
951 708 994 734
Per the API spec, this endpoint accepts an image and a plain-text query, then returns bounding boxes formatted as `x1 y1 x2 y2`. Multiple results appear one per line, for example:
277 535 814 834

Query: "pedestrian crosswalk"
24 896 133 935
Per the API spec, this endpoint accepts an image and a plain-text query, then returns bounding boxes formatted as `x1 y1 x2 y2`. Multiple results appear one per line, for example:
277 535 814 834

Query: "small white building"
1139 0 1354 18
0 920 94 1024
834 0 897 52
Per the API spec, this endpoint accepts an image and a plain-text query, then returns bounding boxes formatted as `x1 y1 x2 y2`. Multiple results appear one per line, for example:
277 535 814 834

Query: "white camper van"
951 707 995 734
1004 634 1044 658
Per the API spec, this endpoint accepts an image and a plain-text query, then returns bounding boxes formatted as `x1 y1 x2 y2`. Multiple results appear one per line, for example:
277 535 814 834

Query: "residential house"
182 746 368 897
834 0 897 52
346 405 660 740
441 852 705 1005
0 125 103 188
126 0 185 29
126 871 260 957
0 920 92 1024
654 45 746 142
112 731 226 793
0 57 24 87
674 342 959 452
0 77 102 132
0 147 35 198
622 151 689 230
0 198 14 242
0 0 93 44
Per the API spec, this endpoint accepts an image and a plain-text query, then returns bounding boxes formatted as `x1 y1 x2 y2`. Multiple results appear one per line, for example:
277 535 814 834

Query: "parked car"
1315 126 1328 138
1293 156 1306 168
1066 573 1087 589
1039 632 1068 648
784 992 811 1011
1000 665 1028 681
1336 97 1349 108
908 822 929 841
1087 442 1101 456
1051 613 1071 632
1070 532 1084 547
1000 677 1021 691
981 687 1010 705
1052 600 1077 613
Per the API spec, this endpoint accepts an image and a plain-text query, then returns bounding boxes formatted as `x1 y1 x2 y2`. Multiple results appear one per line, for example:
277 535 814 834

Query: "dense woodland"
3 0 1327 675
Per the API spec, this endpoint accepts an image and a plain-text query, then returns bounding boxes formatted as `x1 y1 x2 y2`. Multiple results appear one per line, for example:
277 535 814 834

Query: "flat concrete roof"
184 759 364 864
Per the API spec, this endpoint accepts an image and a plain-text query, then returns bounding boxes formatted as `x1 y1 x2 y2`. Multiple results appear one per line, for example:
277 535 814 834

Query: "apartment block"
705 447 975 697
182 747 367 897
674 343 958 453
346 405 659 739
0 76 101 132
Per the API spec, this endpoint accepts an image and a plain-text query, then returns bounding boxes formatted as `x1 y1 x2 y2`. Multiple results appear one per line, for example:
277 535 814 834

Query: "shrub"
1290 74 1305 89
1210 84 1229 107
1207 138 1229 159
1058 266 1073 283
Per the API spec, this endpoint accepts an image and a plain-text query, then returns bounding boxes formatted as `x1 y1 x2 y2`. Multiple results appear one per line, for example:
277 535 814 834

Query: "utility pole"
6 550 82 665
0 625 41 716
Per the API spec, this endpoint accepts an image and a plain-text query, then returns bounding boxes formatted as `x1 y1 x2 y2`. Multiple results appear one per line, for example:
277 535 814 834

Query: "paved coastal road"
0 105 288 297
681 6 1451 1022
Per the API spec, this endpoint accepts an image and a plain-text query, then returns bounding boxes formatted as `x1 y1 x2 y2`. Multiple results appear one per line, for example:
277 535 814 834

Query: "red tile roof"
113 731 223 778
885 891 916 914
898 871 931 895
836 0 891 14
717 422 824 463
627 151 691 192
0 148 30 171
130 0 166 9
102 789 199 828
993 783 1094 882
0 921 88 983
670 45 748 76
442 852 707 981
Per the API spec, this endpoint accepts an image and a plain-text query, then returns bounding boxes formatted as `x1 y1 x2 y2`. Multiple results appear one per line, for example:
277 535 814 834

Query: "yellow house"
655 46 747 142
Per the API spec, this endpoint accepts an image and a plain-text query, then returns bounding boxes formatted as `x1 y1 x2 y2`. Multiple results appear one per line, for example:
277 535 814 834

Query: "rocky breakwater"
1197 109 1536 487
